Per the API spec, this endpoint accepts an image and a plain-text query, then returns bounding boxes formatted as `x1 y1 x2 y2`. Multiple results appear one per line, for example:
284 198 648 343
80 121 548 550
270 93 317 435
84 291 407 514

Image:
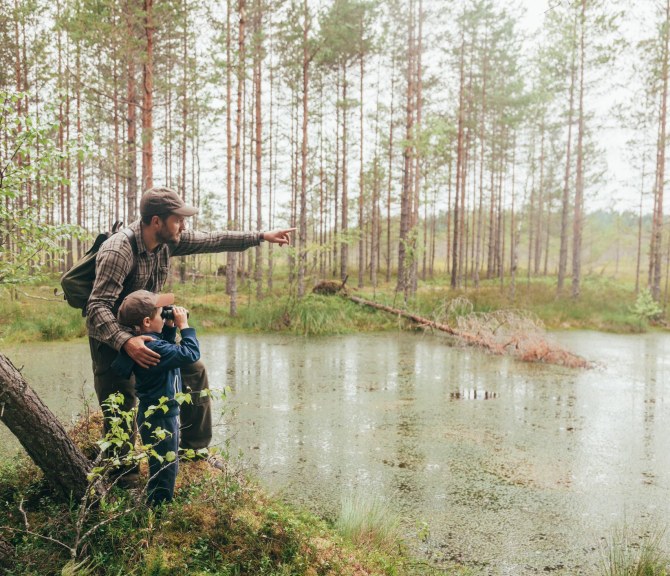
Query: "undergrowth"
0 415 453 576
0 274 660 346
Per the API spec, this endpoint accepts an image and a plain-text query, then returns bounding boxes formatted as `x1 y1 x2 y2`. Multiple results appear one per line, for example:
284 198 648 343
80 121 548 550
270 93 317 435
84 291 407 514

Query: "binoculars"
161 306 189 320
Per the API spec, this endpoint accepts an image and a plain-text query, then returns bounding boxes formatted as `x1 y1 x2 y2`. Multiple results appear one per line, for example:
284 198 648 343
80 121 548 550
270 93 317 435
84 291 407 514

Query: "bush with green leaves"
0 90 86 286
630 289 664 328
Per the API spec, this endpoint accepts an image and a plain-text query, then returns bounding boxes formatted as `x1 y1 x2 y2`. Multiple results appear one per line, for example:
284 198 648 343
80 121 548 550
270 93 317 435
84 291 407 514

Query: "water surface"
3 331 670 575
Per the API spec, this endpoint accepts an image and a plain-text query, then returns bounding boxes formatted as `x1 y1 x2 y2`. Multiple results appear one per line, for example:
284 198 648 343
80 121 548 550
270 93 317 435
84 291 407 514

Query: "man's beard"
156 226 181 247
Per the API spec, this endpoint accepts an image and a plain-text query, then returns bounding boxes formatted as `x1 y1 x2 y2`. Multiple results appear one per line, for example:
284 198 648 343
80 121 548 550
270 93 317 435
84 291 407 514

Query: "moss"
0 450 451 575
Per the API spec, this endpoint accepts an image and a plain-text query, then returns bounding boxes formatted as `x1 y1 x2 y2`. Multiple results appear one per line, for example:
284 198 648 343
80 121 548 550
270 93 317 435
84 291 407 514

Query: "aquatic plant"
335 490 401 551
599 525 669 576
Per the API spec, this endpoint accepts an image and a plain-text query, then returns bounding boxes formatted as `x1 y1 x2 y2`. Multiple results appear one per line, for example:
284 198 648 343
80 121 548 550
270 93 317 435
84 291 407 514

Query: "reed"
335 490 402 552
599 525 669 576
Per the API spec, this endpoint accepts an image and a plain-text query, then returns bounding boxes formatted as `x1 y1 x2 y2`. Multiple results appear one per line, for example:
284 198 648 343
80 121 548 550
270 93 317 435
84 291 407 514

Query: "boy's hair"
117 289 174 330
132 307 161 336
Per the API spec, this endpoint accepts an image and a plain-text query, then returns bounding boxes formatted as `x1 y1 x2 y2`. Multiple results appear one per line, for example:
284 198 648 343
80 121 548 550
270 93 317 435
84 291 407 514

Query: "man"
87 186 294 483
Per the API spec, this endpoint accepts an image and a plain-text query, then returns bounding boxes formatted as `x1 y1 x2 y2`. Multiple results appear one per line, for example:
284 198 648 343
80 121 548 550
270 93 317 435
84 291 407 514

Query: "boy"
111 289 200 506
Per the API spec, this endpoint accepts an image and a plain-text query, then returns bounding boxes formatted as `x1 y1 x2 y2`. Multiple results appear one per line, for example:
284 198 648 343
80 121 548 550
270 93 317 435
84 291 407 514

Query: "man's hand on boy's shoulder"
123 335 160 369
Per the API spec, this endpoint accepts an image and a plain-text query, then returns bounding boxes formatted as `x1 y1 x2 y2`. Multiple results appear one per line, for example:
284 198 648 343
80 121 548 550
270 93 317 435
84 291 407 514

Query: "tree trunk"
571 0 586 299
318 75 326 278
358 47 365 289
650 0 670 301
340 66 349 281
451 27 466 289
371 157 379 288
77 41 85 260
0 354 91 501
265 25 276 291
534 121 546 275
142 0 154 191
397 0 415 298
254 0 263 299
229 0 246 316
298 0 309 298
225 0 233 293
411 0 423 296
385 53 396 283
127 56 138 221
332 69 340 278
558 14 577 295
636 156 646 293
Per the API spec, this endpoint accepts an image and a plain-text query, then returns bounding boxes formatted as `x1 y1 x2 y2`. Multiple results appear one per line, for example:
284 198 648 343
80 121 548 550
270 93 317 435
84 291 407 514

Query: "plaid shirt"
87 219 260 351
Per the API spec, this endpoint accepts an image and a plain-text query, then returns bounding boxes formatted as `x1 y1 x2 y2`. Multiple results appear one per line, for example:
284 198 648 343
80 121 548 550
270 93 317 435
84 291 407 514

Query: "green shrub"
630 289 664 330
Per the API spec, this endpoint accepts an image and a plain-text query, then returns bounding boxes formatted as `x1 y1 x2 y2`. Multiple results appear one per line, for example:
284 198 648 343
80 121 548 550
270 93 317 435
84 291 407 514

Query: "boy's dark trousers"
138 404 180 505
88 338 212 454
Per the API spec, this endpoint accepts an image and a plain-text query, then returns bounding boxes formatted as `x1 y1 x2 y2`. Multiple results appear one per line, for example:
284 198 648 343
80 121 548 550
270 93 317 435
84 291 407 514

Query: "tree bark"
451 26 466 289
340 66 349 281
571 0 586 299
229 0 246 316
142 0 154 192
650 0 670 301
127 57 138 222
253 0 263 299
0 354 91 501
358 46 365 290
385 52 396 283
558 13 577 295
298 0 309 298
397 0 415 298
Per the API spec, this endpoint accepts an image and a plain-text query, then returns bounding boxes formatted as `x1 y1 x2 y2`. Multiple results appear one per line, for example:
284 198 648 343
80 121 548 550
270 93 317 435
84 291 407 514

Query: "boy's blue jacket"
111 326 200 416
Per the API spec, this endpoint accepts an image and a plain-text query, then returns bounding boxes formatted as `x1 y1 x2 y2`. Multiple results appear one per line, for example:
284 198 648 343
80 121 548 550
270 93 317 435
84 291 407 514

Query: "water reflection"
3 331 670 574
450 389 499 400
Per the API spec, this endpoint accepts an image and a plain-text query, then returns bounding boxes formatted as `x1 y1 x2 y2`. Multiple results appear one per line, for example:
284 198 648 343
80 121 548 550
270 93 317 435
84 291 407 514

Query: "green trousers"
88 338 213 451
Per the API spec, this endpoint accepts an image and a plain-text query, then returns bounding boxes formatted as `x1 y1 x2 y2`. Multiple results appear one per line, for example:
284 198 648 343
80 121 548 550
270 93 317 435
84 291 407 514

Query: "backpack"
60 221 137 314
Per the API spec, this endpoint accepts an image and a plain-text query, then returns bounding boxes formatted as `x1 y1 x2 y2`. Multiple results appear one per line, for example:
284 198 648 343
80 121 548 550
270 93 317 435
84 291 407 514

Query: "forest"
2 0 669 310
5 3 670 574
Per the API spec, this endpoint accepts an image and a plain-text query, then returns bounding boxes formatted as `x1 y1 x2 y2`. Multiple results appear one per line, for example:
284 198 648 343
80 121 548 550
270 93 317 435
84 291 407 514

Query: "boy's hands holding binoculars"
171 306 189 330
164 306 189 330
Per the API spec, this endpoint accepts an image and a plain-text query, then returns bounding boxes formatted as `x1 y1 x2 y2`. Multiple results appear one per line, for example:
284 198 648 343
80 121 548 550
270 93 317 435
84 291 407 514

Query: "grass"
0 272 663 346
599 525 670 576
362 274 651 333
0 416 457 576
335 491 401 552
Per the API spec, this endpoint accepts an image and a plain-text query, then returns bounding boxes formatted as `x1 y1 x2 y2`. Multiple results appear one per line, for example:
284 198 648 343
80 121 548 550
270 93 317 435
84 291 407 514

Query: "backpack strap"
120 228 139 275
121 227 137 256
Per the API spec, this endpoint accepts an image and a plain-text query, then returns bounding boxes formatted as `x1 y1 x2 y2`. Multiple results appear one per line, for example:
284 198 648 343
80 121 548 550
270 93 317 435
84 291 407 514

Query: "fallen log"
347 295 591 369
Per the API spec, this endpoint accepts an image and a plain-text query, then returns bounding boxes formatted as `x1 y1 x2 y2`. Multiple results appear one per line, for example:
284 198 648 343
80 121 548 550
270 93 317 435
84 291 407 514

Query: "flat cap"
140 187 197 219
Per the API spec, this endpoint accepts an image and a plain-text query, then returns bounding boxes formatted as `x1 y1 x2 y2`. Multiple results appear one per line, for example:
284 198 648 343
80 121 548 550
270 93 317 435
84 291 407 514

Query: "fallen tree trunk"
349 295 461 335
347 295 591 369
0 354 92 501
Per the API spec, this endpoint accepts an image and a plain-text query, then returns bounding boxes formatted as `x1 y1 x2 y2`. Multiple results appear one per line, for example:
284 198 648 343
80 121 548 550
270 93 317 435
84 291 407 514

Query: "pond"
3 330 670 575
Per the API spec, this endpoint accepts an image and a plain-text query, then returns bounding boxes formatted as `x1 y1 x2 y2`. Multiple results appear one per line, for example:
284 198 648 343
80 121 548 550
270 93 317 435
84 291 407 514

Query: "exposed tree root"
347 295 592 369
312 275 349 295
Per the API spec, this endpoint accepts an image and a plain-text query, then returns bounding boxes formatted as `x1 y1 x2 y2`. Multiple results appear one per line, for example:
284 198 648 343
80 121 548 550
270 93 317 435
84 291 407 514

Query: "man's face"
156 214 186 245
